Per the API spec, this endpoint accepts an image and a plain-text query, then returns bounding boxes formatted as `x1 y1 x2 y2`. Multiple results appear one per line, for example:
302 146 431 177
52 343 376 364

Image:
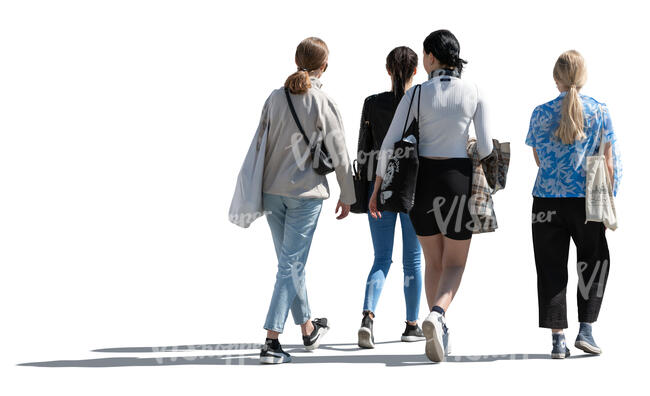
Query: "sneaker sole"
551 348 570 359
422 319 444 362
358 327 374 349
259 355 291 364
305 326 329 351
401 335 425 342
574 340 602 355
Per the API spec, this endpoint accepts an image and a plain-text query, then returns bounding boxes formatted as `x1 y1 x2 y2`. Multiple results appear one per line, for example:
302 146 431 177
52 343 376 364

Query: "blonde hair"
284 37 329 94
553 50 588 144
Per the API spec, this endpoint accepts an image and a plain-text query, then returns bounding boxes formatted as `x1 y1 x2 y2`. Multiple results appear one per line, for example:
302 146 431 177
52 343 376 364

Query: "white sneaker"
422 311 446 362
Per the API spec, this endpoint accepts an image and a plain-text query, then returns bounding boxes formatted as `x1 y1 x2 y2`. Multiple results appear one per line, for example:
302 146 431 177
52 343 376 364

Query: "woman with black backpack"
354 47 424 349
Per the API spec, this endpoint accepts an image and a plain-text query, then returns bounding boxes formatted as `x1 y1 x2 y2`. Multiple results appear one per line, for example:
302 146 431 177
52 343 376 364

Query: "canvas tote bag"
585 106 617 230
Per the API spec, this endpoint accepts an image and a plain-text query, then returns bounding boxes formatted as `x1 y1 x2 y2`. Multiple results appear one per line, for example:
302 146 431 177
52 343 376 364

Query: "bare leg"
266 319 314 339
300 319 314 336
417 234 444 310
432 237 471 311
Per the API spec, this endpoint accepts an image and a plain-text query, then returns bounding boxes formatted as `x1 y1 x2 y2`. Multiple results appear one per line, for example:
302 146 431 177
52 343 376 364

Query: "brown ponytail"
284 37 329 94
553 50 588 144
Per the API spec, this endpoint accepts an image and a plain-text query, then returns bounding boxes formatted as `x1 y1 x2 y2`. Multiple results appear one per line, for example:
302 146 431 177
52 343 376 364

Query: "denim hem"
263 324 285 333
293 314 311 326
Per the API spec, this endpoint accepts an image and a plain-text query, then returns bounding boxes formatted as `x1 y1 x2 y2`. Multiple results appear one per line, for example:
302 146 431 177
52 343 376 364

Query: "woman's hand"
335 200 350 220
368 191 382 219
369 176 383 219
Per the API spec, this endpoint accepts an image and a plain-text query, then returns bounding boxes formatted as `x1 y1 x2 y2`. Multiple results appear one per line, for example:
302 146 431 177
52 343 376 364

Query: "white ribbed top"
376 74 493 179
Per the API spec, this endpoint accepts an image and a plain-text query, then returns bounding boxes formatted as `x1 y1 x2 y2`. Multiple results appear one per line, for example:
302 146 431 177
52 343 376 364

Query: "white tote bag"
228 124 269 228
585 108 617 230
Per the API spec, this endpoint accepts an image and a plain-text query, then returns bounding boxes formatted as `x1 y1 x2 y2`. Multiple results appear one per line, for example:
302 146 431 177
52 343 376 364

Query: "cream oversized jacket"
256 76 356 205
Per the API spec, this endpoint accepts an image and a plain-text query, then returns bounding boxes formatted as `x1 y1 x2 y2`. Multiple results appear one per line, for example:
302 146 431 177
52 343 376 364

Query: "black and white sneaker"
358 312 375 349
259 340 291 364
401 322 425 342
303 318 330 350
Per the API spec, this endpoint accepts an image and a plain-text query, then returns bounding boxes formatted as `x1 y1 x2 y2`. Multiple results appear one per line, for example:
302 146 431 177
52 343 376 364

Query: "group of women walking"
242 29 622 364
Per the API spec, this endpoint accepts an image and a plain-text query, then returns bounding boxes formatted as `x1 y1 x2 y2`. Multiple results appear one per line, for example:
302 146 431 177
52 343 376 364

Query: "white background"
1 0 647 394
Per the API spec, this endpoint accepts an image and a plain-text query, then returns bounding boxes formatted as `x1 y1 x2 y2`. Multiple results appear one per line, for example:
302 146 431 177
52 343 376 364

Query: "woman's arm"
532 147 540 167
318 97 355 219
604 142 614 184
473 86 494 159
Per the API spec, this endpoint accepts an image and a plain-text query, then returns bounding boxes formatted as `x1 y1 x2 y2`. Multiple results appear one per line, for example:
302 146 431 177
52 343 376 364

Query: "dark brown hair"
284 37 329 94
386 46 418 100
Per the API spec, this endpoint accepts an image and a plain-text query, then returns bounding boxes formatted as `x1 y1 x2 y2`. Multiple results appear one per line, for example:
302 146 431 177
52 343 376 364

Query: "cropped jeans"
262 193 323 333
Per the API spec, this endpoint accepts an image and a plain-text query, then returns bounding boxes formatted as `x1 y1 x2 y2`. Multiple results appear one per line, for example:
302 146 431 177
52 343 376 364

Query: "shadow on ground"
17 340 597 368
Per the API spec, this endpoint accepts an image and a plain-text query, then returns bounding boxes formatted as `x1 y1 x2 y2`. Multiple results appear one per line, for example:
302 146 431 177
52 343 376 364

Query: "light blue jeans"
363 182 422 322
263 193 323 333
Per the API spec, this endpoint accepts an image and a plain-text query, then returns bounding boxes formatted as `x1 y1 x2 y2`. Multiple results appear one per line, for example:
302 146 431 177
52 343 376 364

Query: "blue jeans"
263 193 323 333
363 182 422 322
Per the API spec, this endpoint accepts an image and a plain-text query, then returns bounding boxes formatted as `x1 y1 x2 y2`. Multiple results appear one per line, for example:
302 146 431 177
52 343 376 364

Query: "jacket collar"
310 76 323 89
428 68 460 80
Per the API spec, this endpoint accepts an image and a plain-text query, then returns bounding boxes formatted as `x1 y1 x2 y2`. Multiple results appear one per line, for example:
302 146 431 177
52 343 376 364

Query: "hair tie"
298 67 309 72
569 83 577 89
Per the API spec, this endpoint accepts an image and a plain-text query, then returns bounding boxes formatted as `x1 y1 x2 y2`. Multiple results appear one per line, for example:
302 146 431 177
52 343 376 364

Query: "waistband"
419 157 471 164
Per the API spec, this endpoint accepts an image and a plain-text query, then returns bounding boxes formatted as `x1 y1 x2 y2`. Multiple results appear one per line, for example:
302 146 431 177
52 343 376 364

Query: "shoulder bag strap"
284 88 312 147
416 84 422 120
598 105 606 156
416 84 422 136
400 85 420 138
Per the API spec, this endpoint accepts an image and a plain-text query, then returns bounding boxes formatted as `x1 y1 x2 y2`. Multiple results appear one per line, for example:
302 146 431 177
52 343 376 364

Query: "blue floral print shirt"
526 92 622 197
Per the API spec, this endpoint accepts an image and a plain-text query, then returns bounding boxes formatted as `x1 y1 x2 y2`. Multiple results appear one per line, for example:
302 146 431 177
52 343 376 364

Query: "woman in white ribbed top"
369 30 494 363
375 66 493 169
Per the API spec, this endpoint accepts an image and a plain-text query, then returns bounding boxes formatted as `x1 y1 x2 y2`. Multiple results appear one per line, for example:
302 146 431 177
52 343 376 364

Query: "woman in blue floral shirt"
526 50 621 359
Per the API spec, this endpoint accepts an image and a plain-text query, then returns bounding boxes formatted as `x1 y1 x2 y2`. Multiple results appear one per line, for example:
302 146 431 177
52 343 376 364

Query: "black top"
356 91 402 182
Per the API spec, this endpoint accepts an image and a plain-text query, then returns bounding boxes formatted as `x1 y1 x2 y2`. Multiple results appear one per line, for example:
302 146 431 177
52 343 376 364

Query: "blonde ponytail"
284 37 329 94
553 50 588 144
